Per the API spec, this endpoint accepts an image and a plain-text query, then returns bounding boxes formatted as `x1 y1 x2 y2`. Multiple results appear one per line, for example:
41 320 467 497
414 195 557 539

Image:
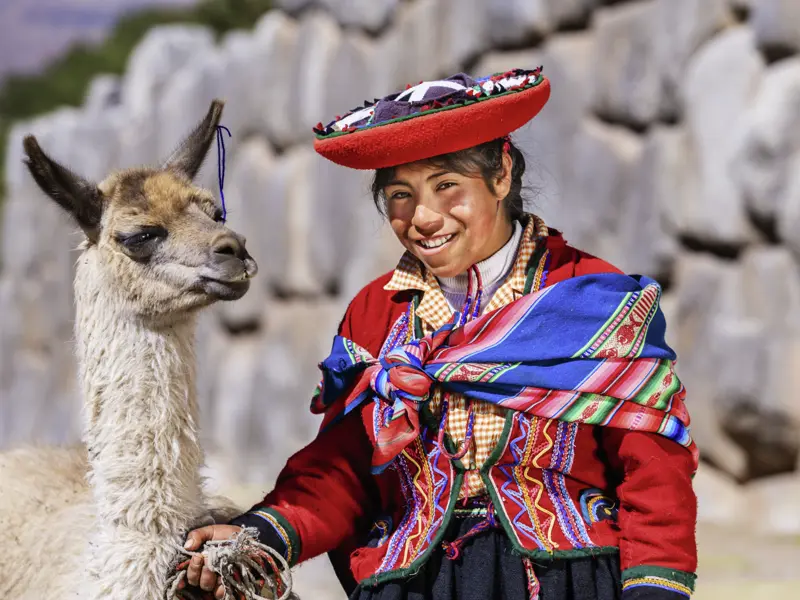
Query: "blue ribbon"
216 125 232 222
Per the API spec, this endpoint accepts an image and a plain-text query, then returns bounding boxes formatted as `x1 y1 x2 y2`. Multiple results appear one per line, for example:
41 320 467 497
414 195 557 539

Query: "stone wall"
2 0 800 594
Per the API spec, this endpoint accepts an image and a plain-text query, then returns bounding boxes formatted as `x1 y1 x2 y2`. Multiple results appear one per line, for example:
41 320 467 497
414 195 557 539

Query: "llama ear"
164 99 224 181
23 135 104 239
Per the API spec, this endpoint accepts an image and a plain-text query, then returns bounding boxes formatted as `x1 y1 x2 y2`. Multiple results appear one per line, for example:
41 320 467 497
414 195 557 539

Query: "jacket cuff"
228 507 302 567
621 566 696 598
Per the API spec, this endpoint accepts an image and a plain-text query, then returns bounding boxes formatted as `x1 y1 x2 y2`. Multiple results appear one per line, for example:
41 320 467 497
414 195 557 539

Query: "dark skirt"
349 513 621 600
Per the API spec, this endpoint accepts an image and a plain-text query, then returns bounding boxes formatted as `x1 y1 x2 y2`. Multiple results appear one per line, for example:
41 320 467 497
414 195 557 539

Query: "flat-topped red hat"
313 67 550 170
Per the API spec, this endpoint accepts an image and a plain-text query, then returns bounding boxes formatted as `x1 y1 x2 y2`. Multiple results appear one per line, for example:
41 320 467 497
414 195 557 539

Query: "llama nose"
212 234 247 261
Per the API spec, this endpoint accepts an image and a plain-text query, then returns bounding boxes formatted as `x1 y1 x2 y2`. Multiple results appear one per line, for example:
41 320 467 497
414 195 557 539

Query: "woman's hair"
370 138 526 221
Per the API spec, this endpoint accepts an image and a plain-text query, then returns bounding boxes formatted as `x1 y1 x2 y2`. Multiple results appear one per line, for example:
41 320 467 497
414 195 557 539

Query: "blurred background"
1 0 799 598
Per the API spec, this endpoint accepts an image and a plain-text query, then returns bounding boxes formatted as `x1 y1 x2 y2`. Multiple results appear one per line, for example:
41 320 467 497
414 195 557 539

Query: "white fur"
1 248 241 599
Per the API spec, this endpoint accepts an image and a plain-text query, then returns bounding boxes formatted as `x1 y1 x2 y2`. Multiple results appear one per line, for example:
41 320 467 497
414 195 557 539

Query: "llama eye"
117 226 167 249
213 208 225 223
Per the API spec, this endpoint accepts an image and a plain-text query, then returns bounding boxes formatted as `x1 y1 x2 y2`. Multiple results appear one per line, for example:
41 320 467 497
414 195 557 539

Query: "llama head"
22 100 257 320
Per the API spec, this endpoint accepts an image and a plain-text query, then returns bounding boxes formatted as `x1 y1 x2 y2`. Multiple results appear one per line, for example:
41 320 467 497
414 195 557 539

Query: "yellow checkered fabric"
384 216 549 497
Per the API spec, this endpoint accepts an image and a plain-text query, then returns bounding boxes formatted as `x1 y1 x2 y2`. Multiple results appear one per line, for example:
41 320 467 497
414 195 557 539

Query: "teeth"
419 234 453 249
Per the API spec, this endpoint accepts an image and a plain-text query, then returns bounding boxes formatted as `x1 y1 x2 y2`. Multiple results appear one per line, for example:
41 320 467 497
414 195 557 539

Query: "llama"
0 100 272 599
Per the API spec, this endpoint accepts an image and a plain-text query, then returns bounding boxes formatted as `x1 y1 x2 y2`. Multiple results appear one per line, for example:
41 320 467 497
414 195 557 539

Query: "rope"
165 527 296 600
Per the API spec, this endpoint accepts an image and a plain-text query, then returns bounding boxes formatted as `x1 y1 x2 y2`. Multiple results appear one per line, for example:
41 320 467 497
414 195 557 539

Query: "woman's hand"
179 524 242 599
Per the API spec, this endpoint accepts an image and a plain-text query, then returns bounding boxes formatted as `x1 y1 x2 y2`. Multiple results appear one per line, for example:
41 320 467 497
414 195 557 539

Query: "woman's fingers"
186 554 204 587
199 566 218 592
214 582 226 599
184 525 215 551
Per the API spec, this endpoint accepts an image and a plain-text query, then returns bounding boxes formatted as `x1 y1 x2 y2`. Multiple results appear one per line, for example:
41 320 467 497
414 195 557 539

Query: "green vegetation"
0 0 272 202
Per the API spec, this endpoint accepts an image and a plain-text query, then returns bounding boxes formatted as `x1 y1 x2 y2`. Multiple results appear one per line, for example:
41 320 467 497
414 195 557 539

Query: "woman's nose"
411 204 444 235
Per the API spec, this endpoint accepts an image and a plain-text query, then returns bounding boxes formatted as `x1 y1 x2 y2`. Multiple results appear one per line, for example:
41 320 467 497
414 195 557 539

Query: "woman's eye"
389 191 411 200
437 182 456 191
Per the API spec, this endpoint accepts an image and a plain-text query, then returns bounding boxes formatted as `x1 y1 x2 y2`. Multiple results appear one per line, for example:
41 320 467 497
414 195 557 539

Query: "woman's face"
384 153 514 278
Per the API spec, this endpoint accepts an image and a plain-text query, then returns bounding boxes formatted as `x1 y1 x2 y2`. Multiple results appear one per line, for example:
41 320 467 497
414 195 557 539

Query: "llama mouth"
199 276 251 300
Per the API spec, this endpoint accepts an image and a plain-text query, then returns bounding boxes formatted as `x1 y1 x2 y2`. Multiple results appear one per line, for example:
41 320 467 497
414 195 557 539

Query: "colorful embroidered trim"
622 566 696 592
251 509 296 565
622 576 692 598
314 68 544 138
500 415 557 552
544 422 594 549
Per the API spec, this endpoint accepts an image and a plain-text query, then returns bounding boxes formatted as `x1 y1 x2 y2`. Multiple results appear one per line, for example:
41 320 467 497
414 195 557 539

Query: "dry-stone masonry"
3 0 800 595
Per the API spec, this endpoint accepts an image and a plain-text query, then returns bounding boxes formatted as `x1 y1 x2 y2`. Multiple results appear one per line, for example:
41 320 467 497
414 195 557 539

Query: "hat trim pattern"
313 67 544 139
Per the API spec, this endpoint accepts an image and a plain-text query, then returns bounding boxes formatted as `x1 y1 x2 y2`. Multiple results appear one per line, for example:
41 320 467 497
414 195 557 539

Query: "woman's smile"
416 233 456 252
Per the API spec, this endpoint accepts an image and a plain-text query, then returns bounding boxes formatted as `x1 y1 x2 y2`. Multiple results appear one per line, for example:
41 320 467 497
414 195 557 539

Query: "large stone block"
290 11 342 142
393 0 444 86
640 126 698 245
682 27 764 245
324 32 375 128
777 155 800 256
475 33 596 229
486 0 551 47
544 0 598 29
614 126 683 277
653 0 731 119
733 58 800 222
318 0 399 32
672 253 749 479
370 24 405 99
214 137 276 331
195 312 231 420
590 2 661 128
250 11 301 148
308 152 374 294
558 119 643 263
752 0 800 53
155 46 225 165
739 246 800 332
121 26 215 119
438 0 489 74
217 26 297 146
4 111 108 271
84 74 121 113
261 147 324 296
340 209 404 302
240 301 344 476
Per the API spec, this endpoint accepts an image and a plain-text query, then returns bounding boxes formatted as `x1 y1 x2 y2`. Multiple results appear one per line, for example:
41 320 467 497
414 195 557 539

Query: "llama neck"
75 255 207 542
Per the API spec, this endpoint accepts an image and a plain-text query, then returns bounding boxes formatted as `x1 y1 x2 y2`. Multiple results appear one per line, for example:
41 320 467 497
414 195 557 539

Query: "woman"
183 68 698 600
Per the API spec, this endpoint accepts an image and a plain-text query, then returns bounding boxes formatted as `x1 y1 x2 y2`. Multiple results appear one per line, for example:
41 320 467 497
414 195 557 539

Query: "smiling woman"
183 68 698 600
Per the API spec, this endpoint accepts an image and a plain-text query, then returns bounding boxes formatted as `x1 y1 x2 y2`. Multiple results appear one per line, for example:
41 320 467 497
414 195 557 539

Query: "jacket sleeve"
602 429 698 599
229 298 379 565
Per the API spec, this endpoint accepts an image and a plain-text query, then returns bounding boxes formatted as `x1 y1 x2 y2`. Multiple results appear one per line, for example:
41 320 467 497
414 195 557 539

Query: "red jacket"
231 232 698 597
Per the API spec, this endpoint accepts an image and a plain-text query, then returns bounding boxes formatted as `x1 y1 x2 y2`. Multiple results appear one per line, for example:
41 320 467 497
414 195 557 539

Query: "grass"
0 0 273 204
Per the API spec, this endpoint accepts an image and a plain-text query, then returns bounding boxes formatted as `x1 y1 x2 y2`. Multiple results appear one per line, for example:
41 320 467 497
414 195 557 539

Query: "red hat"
313 67 550 170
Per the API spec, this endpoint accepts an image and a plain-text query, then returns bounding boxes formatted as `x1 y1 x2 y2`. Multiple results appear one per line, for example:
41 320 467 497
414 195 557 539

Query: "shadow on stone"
720 401 800 481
